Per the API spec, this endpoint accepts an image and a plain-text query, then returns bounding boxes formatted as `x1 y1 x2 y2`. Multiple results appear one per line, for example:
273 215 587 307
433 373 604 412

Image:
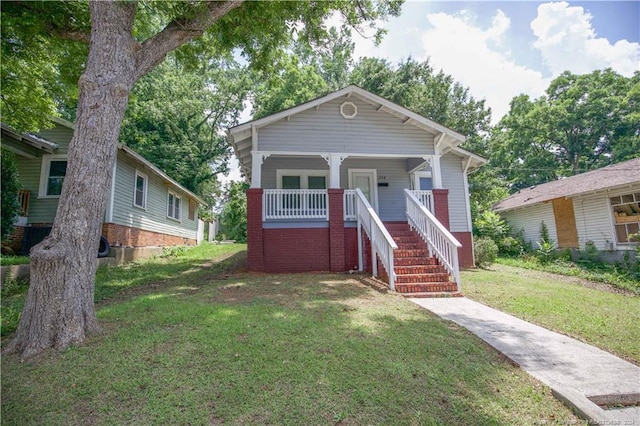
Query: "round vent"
340 101 357 119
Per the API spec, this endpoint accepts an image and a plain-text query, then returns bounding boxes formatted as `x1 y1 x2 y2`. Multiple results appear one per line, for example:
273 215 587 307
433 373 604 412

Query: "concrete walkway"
411 297 640 423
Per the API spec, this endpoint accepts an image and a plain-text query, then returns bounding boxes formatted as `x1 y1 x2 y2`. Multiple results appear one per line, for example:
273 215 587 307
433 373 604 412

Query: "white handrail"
355 188 398 290
343 189 357 221
263 189 328 220
404 189 462 289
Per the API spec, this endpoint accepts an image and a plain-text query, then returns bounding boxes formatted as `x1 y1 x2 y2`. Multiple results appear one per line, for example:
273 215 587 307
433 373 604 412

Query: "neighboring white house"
494 157 640 258
228 85 486 296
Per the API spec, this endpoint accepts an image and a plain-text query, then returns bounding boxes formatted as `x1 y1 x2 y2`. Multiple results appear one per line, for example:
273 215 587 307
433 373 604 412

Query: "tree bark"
5 0 243 359
5 1 138 358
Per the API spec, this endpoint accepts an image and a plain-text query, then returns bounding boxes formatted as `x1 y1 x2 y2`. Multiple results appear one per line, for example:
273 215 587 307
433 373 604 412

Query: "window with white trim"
38 155 67 197
611 192 640 244
133 170 148 209
167 191 181 220
276 170 328 189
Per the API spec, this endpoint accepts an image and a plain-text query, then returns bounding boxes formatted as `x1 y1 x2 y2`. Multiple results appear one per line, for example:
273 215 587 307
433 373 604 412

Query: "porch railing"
355 188 398 290
409 190 434 213
343 189 356 221
263 189 328 220
404 189 461 289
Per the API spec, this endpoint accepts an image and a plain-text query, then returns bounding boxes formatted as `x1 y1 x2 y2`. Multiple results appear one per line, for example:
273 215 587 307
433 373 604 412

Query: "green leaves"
491 69 640 192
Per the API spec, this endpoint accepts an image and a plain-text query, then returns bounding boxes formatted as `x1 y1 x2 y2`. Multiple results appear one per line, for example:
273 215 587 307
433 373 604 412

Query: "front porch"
247 187 472 296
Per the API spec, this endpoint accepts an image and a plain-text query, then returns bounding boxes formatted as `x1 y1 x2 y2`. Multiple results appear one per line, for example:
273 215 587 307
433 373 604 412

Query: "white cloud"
531 2 640 77
420 11 549 123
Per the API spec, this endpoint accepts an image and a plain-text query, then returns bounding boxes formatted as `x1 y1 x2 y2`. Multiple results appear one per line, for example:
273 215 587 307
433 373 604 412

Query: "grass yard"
1 244 579 425
462 264 640 364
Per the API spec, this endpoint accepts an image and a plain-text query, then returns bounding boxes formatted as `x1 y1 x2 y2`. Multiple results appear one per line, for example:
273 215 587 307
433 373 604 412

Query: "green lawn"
1 244 579 425
462 263 640 364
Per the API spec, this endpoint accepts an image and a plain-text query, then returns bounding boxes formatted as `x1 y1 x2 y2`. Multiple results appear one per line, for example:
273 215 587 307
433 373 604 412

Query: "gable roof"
494 157 640 212
228 84 486 179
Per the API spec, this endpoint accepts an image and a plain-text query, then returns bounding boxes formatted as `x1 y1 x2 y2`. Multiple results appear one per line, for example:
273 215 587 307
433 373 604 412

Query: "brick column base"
246 188 264 272
328 189 345 272
432 189 451 230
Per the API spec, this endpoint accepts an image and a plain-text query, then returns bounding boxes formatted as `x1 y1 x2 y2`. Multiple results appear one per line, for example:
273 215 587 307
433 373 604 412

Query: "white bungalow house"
227 85 486 296
494 157 640 261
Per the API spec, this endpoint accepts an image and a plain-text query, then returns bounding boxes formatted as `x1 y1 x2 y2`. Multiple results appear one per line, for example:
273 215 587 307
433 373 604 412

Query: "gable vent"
340 101 357 119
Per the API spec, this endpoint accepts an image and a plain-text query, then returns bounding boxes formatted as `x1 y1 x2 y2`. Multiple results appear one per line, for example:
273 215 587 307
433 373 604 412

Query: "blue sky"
346 0 639 121
224 1 639 183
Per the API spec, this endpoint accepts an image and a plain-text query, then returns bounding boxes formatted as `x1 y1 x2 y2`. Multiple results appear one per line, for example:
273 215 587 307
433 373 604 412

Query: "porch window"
611 193 640 244
38 155 67 197
413 171 433 190
277 170 328 189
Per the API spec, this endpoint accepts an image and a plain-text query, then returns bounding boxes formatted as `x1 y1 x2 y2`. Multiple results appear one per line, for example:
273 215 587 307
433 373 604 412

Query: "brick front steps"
386 223 461 298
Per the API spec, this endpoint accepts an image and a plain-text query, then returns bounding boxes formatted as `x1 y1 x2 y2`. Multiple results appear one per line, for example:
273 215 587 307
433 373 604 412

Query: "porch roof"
227 85 485 180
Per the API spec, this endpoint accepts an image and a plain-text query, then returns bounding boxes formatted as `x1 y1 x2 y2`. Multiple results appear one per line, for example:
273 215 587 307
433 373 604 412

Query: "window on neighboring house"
133 171 147 209
611 192 640 244
167 191 181 220
39 156 67 197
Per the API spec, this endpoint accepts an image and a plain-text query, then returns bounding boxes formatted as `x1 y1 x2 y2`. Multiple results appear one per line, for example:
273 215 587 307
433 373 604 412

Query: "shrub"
1 150 22 240
536 240 556 264
474 210 509 241
474 237 498 268
498 236 522 257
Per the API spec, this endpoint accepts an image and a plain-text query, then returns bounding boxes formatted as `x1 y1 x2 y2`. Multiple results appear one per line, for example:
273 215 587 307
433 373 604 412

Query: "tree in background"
1 150 22 241
3 0 402 358
218 181 249 242
491 69 640 191
121 57 250 207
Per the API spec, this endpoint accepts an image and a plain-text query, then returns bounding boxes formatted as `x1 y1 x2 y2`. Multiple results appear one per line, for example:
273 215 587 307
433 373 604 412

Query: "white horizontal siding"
111 154 198 239
501 203 557 247
441 154 470 232
573 195 615 250
258 97 436 155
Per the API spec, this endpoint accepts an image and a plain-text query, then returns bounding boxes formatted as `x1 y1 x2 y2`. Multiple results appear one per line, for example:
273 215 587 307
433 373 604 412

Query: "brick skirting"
101 223 196 248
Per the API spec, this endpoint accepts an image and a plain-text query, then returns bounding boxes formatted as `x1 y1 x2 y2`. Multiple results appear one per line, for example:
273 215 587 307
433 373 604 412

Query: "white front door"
349 169 378 211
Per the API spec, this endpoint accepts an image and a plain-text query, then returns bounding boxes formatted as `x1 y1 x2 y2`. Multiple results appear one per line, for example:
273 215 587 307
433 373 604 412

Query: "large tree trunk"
5 2 138 358
5 0 243 359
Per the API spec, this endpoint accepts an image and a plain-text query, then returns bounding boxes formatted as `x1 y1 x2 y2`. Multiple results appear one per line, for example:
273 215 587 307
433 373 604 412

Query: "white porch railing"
263 189 328 220
343 189 356 221
409 190 434 213
404 189 461 289
355 189 398 290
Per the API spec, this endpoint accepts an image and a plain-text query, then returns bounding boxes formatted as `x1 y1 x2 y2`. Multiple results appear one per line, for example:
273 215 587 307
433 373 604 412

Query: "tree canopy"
491 69 640 191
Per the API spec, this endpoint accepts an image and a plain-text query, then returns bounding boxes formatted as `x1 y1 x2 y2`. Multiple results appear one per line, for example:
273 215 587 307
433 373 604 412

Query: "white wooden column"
250 152 270 188
323 153 347 188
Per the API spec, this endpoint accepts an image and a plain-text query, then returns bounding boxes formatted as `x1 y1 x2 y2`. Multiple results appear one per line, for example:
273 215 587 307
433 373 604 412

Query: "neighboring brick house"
228 85 486 296
2 117 204 254
494 157 640 262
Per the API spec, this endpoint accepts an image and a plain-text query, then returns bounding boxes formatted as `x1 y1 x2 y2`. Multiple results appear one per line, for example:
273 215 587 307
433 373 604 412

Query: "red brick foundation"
101 223 196 247
246 188 265 272
2 226 25 253
263 228 330 272
452 231 474 268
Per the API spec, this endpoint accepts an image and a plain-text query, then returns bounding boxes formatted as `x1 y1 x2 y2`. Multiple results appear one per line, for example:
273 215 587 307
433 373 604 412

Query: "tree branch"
134 1 243 81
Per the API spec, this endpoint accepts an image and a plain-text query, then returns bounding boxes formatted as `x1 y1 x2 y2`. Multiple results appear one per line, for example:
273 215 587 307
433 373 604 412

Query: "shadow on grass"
2 264 577 425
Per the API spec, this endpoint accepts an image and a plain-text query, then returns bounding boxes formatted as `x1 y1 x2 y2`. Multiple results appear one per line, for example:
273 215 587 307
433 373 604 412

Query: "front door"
349 169 378 211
